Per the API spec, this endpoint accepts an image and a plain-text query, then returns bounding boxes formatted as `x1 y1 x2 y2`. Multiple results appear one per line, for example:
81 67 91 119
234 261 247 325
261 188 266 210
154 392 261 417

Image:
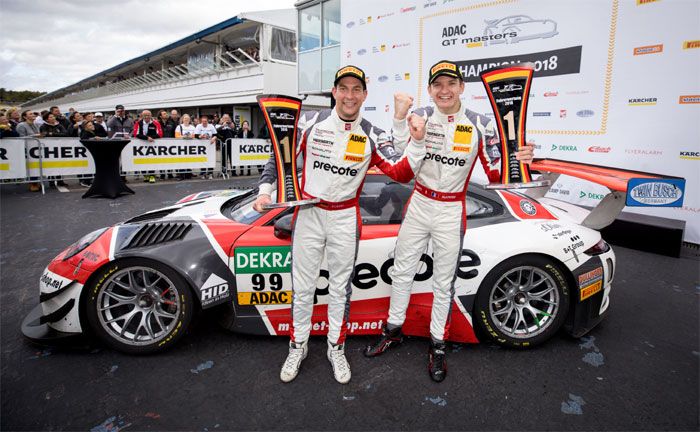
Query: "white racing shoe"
327 342 351 384
280 341 308 383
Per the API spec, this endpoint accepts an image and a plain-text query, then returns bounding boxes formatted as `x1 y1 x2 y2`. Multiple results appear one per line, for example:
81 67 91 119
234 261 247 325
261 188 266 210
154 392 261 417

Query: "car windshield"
359 176 497 225
224 190 272 224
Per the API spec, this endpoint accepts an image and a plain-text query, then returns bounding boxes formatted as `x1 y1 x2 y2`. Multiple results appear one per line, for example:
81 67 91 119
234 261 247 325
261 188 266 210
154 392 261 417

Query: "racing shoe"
364 325 403 357
428 341 448 382
280 341 308 383
327 343 351 384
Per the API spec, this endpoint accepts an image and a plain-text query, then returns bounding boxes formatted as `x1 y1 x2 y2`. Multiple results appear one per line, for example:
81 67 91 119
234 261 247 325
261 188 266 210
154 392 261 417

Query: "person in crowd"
211 113 220 127
236 120 254 139
133 109 163 183
34 111 47 128
6 108 21 132
40 113 67 137
50 106 71 129
66 112 84 137
156 109 173 179
230 119 256 176
16 110 43 192
194 115 217 180
80 120 98 140
0 114 19 138
94 112 108 134
175 113 196 180
106 104 133 137
216 114 236 175
16 110 40 137
164 109 179 138
80 113 106 138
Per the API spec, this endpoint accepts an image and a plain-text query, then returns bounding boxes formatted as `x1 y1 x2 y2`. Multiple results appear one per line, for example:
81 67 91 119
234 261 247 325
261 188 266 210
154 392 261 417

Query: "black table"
80 139 134 199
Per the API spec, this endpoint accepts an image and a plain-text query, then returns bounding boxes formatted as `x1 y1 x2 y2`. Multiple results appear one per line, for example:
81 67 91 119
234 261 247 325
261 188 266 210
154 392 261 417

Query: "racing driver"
252 65 427 384
364 60 535 382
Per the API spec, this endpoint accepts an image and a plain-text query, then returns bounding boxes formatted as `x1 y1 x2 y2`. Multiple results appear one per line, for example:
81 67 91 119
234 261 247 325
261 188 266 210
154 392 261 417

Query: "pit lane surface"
1 179 698 431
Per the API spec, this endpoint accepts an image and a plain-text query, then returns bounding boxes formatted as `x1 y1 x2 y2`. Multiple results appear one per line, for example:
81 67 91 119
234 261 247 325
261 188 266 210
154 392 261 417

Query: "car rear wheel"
85 258 193 354
474 255 570 348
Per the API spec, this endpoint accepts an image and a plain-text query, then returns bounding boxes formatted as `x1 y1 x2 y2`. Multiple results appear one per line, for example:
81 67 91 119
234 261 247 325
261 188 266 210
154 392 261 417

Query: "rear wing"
525 158 686 229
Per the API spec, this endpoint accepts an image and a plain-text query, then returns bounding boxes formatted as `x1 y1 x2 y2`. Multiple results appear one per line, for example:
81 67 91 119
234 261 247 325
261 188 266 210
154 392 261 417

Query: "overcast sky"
0 0 297 92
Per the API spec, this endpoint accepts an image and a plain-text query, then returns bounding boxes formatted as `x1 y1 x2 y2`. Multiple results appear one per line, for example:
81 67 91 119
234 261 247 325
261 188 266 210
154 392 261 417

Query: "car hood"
123 189 250 224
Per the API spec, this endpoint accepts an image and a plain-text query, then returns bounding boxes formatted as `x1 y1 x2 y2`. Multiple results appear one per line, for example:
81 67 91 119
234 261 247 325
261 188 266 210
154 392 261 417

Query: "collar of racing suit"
429 102 464 124
330 107 362 132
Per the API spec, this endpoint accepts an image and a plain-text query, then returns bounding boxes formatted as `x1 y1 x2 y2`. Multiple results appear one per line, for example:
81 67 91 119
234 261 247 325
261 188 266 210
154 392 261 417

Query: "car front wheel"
474 255 570 348
85 258 193 354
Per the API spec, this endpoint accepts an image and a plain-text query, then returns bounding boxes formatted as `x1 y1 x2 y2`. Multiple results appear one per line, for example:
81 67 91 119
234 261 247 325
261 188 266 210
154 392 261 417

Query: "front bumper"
565 248 616 338
21 302 89 348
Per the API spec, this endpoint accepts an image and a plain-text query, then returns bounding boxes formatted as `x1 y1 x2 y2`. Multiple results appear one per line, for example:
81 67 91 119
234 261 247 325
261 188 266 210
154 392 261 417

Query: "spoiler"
525 158 686 229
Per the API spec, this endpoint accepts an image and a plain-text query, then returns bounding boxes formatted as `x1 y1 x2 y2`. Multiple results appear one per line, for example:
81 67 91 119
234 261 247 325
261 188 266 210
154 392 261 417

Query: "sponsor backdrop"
341 0 699 243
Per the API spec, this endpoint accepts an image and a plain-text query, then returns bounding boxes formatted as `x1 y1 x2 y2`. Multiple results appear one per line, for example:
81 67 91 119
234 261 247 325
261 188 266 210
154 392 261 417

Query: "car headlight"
584 239 610 256
62 228 108 261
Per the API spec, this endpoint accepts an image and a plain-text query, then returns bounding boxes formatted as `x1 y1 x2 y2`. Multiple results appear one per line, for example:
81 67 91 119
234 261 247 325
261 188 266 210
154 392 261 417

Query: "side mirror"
273 214 293 240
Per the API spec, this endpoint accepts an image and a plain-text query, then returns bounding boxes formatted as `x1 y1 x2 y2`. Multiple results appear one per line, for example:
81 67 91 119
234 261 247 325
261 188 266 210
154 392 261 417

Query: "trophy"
256 95 319 208
480 64 550 189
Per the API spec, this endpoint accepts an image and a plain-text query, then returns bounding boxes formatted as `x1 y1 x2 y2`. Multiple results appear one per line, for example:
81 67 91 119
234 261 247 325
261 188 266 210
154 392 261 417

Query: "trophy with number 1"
481 64 550 189
257 94 319 208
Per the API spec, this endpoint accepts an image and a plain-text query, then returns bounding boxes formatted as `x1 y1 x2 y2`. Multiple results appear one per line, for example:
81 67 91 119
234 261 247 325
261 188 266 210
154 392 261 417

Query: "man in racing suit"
364 60 534 382
253 65 427 384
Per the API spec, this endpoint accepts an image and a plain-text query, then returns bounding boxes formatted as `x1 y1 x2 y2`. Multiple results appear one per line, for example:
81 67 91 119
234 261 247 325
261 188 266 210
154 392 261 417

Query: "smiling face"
428 75 465 114
332 76 367 120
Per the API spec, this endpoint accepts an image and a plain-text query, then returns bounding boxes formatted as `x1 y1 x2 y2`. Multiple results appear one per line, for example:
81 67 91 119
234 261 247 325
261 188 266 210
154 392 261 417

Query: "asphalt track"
1 178 698 431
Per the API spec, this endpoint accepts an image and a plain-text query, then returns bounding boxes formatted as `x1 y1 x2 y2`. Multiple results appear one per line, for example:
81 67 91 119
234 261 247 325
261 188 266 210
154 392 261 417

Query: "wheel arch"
78 256 203 334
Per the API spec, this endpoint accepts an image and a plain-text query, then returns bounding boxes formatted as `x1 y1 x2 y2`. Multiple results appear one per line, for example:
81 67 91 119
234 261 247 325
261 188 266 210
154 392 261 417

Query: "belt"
414 182 465 202
303 193 358 211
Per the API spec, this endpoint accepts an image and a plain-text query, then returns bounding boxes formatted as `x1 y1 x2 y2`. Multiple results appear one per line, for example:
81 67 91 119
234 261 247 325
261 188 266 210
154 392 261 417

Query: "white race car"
22 159 682 354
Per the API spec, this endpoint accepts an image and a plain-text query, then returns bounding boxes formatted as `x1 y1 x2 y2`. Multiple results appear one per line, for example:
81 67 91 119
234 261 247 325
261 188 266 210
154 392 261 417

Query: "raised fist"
407 113 426 142
393 92 414 121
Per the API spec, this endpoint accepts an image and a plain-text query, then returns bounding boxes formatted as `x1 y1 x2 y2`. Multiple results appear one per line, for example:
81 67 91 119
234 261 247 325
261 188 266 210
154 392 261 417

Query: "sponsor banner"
633 44 663 55
626 178 685 207
0 139 28 179
228 138 272 167
340 0 700 243
456 46 582 83
25 137 95 177
679 95 700 104
235 246 291 274
121 138 215 171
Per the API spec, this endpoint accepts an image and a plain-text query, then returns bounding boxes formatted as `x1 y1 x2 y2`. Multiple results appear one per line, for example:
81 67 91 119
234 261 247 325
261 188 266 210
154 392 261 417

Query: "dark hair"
49 106 60 113
21 110 32 120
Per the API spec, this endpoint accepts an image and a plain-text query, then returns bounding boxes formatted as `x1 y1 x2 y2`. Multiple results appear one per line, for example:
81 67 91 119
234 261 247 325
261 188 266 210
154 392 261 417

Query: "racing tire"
85 258 194 354
474 255 570 349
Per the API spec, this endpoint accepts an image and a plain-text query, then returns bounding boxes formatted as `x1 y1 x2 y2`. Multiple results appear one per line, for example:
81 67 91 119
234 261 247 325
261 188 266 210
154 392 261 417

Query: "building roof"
26 9 295 106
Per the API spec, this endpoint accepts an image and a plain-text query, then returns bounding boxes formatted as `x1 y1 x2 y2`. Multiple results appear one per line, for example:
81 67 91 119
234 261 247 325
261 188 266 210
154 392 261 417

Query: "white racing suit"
388 105 501 342
258 108 425 345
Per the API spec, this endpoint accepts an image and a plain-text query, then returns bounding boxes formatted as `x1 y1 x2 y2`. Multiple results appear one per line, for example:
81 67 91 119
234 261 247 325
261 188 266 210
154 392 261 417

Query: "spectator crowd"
0 104 267 191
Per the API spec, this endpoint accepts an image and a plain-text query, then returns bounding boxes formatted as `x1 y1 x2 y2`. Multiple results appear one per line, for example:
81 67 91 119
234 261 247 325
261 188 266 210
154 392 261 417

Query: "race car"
21 159 682 354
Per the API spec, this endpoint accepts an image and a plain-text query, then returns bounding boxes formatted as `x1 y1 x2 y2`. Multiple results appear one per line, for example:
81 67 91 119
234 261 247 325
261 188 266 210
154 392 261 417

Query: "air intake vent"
125 208 179 223
123 222 192 249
